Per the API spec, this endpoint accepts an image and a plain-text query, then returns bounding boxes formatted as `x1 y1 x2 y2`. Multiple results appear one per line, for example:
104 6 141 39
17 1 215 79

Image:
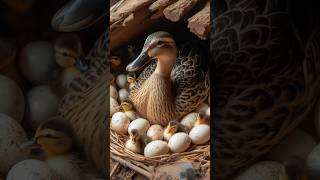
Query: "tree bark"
163 0 200 22
187 0 210 40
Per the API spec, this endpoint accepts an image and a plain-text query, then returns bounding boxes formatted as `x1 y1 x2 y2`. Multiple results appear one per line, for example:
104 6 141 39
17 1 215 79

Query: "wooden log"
149 0 177 12
187 1 210 40
163 0 200 22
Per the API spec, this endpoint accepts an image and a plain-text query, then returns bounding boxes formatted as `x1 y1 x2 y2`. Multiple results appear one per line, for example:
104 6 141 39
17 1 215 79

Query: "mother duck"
212 0 320 179
126 31 209 126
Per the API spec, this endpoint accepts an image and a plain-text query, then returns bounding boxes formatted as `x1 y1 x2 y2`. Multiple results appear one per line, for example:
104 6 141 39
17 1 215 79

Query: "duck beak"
126 50 150 72
20 138 41 150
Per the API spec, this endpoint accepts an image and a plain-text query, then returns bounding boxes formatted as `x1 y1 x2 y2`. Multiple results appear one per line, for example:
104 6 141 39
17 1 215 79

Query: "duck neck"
154 58 175 78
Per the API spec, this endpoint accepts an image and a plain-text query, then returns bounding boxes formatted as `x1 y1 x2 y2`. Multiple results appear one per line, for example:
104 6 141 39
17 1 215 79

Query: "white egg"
7 159 55 180
116 74 127 88
306 144 320 176
189 124 210 145
128 118 150 134
206 107 210 117
147 125 164 141
118 88 129 102
60 67 81 92
0 75 25 123
26 85 60 130
110 85 118 100
0 113 30 174
168 132 191 153
180 112 198 129
19 41 55 84
144 140 169 157
266 130 316 162
197 103 209 112
234 161 283 180
111 112 130 135
110 97 119 116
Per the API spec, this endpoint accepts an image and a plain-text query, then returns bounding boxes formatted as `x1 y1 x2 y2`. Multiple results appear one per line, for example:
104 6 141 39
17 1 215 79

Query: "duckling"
110 56 121 73
125 129 151 154
21 117 103 180
163 120 189 141
127 72 136 90
194 112 209 126
119 99 140 120
126 31 209 126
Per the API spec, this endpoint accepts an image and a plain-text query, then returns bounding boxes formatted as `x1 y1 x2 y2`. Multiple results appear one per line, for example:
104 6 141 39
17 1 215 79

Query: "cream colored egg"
0 75 25 122
111 112 130 135
206 107 210 117
144 140 169 157
26 85 60 130
168 132 191 153
19 41 55 84
234 161 283 180
197 103 209 112
180 112 198 129
7 159 55 180
110 97 119 116
116 74 127 88
189 124 210 145
147 125 164 140
266 130 316 162
110 85 118 100
0 113 30 174
128 118 150 134
118 88 129 102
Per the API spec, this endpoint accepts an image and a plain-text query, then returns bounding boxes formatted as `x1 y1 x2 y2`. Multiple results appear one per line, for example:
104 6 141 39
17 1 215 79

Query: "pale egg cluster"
110 73 210 157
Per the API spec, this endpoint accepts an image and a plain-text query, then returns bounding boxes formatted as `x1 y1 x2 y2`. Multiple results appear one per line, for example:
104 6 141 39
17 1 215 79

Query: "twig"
110 162 120 178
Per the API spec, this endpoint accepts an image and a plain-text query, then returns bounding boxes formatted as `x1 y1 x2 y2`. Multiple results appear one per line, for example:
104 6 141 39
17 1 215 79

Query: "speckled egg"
7 159 55 180
180 112 198 129
266 130 316 162
19 41 55 84
168 132 191 153
0 75 25 122
0 113 30 174
234 161 283 180
110 85 118 100
110 97 119 116
25 85 60 130
111 112 130 135
144 140 169 157
116 74 127 88
147 125 164 140
128 118 150 134
118 88 129 102
189 124 210 145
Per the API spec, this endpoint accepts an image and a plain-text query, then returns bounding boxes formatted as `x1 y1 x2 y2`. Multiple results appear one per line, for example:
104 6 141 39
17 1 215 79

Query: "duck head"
126 31 177 77
21 117 73 157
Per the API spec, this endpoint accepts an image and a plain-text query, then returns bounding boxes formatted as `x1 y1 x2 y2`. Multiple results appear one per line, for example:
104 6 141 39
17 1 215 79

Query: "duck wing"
212 0 320 178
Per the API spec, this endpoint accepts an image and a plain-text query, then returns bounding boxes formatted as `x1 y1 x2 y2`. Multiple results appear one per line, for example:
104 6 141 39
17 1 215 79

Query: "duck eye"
157 41 163 46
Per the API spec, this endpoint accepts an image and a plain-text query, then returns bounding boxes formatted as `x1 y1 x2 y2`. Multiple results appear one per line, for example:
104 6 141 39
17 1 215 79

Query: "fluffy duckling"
125 129 151 154
119 99 140 120
127 72 136 90
194 112 209 126
164 120 189 141
21 117 103 180
111 56 121 72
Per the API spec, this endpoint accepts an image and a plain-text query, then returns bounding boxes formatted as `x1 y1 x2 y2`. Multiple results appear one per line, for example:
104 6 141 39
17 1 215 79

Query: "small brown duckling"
119 99 140 120
164 120 189 141
125 129 151 154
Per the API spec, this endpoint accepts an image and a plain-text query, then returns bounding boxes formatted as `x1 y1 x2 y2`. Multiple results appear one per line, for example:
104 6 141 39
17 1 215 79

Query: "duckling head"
119 99 134 112
165 120 179 135
129 129 140 144
127 72 136 84
21 117 74 157
111 56 121 69
126 31 177 76
194 112 208 126
54 34 84 68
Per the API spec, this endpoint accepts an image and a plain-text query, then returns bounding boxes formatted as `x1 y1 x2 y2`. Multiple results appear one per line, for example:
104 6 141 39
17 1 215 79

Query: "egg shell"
19 41 55 84
111 112 130 135
266 130 316 162
147 125 164 141
189 124 210 145
60 67 81 91
144 140 169 157
180 112 198 129
110 97 119 116
234 161 283 180
0 113 30 174
110 85 118 100
306 144 320 177
26 85 60 130
0 75 25 122
128 118 150 134
197 103 209 112
7 159 55 180
116 74 127 88
168 132 191 153
118 88 129 102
